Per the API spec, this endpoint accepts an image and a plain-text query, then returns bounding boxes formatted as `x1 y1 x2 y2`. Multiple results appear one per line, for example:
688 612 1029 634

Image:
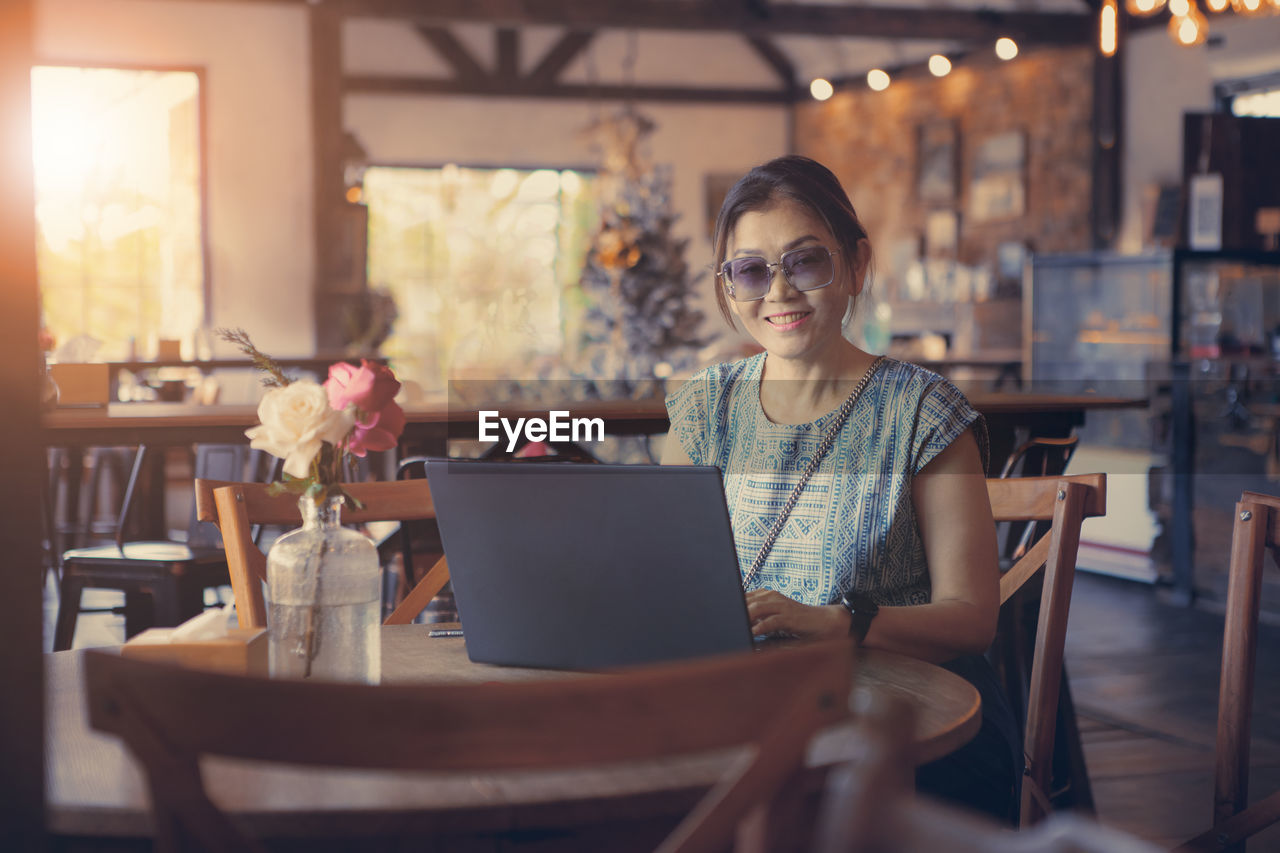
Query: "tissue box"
48 363 110 406
121 627 268 676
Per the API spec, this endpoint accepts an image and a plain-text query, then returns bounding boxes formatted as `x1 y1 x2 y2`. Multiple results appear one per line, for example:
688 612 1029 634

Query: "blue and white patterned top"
665 353 988 608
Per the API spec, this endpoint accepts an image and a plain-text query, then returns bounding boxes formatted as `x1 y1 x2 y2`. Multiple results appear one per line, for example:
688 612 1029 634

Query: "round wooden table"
46 625 980 846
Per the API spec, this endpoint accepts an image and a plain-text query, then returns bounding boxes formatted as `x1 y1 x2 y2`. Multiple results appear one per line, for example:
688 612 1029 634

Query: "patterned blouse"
665 353 988 608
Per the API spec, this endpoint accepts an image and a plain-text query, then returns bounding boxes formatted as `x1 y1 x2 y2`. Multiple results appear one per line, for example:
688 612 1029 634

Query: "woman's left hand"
745 589 847 639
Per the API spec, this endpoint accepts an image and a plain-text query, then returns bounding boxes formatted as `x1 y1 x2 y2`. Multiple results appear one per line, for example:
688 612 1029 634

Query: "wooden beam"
745 35 796 92
311 3 348 350
496 27 519 81
415 25 488 82
345 74 791 104
334 0 1093 44
526 30 594 85
0 0 47 847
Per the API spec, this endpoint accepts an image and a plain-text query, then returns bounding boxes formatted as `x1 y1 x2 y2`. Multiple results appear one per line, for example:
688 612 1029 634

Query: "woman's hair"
711 155 872 326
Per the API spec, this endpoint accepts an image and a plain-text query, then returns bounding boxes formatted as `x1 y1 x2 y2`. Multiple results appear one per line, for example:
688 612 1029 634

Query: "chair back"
194 479 446 629
84 638 855 853
1179 490 1280 853
986 473 1106 826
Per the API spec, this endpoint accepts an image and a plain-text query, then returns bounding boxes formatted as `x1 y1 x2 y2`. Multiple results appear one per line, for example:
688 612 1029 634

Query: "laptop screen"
425 460 753 669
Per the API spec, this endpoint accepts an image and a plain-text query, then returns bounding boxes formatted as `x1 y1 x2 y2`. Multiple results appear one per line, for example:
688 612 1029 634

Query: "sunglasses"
718 246 840 303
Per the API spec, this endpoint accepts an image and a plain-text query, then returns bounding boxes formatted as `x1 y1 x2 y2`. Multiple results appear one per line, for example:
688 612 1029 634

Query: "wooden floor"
42 570 1280 848
1067 571 1280 850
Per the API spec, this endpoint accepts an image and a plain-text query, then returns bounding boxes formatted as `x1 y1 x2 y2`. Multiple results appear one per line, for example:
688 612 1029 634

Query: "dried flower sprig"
217 327 293 388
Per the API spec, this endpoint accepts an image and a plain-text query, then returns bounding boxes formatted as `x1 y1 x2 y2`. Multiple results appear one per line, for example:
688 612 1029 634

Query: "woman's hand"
746 589 849 640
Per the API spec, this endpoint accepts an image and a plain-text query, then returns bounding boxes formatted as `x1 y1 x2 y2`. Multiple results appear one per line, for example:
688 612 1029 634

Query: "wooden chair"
193 478 451 628
83 638 855 853
986 473 1107 826
1178 491 1280 853
53 444 249 651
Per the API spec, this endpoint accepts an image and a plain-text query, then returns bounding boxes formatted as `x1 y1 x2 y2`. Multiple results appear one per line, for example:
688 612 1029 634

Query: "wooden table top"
46 625 980 838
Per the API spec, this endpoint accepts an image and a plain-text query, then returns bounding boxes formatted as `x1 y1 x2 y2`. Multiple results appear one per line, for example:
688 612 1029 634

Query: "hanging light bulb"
1229 0 1266 13
866 69 891 91
809 78 834 101
1203 0 1229 11
928 54 952 77
995 37 1019 60
1168 6 1209 45
1100 0 1119 57
1168 0 1191 13
1125 0 1166 14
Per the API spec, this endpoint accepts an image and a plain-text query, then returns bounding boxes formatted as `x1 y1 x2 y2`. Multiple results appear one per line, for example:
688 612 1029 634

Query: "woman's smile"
764 310 812 330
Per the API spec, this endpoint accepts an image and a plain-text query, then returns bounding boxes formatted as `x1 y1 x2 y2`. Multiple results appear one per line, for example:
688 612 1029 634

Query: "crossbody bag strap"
741 356 885 590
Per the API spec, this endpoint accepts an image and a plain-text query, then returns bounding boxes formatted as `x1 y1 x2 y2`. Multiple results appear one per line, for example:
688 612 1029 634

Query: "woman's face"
724 199 862 367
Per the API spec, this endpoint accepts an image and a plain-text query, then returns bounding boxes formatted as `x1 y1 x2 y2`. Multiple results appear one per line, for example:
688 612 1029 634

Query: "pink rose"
347 401 406 457
324 360 400 414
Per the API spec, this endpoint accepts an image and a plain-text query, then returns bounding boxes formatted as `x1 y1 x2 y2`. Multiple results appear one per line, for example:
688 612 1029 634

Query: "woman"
663 155 1019 822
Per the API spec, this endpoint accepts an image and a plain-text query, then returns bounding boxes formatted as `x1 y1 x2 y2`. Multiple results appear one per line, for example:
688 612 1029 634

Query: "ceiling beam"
526 30 595 85
334 0 1093 44
745 35 796 92
345 74 791 104
495 27 519 80
414 25 488 82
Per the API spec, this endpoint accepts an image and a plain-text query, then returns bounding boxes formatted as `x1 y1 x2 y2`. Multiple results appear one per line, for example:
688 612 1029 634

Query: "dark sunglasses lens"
782 247 834 291
726 258 771 299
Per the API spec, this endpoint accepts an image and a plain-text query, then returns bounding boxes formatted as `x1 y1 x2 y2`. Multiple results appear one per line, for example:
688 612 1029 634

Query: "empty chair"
83 637 855 853
53 444 248 651
194 478 450 628
1178 491 1280 853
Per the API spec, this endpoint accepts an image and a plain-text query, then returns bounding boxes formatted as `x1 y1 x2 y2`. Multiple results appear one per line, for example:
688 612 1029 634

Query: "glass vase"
267 494 381 683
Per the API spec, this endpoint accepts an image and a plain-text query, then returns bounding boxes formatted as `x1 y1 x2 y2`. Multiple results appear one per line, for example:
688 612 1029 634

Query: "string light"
1169 5 1209 45
995 37 1019 60
809 78 834 101
928 54 952 77
1204 0 1229 11
866 69 891 91
1125 0 1165 14
1100 0 1119 57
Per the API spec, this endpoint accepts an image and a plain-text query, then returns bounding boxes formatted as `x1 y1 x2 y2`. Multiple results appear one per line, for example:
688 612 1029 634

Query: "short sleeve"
664 371 714 466
910 379 990 475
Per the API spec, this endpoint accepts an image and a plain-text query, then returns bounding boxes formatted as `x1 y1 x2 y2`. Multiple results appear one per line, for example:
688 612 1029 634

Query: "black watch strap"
839 591 879 642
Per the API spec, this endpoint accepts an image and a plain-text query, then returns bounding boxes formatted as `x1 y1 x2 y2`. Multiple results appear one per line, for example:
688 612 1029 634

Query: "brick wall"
796 45 1095 279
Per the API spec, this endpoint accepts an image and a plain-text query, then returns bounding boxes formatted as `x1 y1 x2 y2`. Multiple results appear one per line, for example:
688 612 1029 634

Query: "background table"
46 626 980 848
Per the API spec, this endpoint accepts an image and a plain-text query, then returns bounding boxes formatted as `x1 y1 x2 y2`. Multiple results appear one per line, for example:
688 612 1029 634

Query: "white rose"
246 380 355 479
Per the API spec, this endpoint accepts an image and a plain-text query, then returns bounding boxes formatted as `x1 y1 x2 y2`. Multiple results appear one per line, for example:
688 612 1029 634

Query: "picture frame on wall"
917 121 959 206
968 130 1026 223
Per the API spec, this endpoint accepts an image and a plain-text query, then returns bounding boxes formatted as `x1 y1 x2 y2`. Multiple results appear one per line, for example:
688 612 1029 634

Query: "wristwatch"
839 591 879 642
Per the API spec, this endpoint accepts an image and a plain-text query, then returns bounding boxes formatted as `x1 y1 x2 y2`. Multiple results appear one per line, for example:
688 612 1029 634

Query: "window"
363 165 597 391
32 66 205 362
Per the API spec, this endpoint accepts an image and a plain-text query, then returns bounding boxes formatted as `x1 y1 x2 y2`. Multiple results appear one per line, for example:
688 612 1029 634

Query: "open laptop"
424 459 755 670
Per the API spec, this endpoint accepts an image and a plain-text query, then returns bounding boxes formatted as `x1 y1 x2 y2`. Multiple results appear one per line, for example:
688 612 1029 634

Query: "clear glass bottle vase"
267 494 381 683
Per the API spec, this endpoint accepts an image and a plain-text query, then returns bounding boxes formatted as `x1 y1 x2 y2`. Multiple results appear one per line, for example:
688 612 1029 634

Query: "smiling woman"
31 66 205 361
663 155 1020 825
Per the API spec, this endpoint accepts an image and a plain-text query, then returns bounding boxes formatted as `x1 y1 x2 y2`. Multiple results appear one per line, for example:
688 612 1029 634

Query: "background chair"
83 638 854 853
992 434 1095 818
986 473 1106 826
194 478 451 628
53 444 249 651
1178 491 1280 853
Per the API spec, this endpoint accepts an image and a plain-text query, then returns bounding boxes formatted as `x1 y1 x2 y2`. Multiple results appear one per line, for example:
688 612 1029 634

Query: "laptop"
424 459 755 670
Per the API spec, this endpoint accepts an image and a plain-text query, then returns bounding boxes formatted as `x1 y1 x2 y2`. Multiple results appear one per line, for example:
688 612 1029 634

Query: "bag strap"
741 356 885 590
